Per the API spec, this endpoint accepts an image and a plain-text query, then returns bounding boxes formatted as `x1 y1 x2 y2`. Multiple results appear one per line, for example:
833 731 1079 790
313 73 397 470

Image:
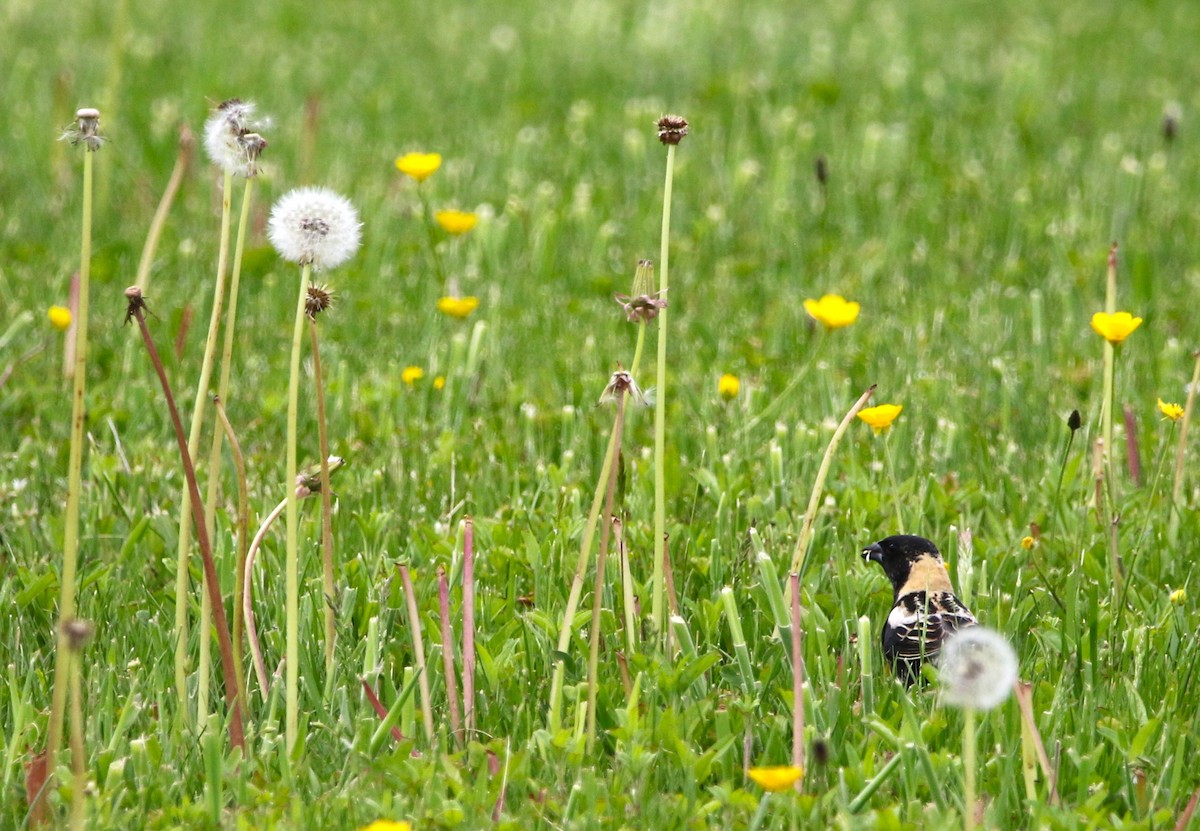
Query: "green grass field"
3 0 1200 827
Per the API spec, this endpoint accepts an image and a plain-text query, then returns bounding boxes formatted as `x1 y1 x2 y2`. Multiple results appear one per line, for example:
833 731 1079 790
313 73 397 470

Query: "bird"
861 534 977 685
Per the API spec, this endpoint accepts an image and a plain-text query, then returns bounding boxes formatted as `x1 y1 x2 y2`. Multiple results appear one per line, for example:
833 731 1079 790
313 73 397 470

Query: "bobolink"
861 534 977 685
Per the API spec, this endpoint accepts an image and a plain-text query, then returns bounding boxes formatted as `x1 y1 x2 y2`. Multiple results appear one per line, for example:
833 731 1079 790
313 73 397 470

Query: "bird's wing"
883 591 976 665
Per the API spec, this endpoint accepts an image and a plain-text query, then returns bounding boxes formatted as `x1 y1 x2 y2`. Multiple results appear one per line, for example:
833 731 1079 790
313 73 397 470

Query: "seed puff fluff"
861 534 977 685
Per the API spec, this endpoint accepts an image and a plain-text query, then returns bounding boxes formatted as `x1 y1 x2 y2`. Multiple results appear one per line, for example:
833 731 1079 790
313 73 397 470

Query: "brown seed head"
306 283 335 319
1068 409 1082 432
239 132 268 176
124 285 148 325
657 114 689 145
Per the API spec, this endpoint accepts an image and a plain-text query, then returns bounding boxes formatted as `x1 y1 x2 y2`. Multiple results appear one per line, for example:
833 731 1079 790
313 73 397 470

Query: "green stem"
964 707 977 831
47 147 93 785
651 143 676 644
548 427 618 732
586 390 627 751
787 385 876 579
285 262 312 756
418 184 446 285
176 167 234 726
1171 352 1200 508
310 319 337 679
740 333 827 437
629 322 647 380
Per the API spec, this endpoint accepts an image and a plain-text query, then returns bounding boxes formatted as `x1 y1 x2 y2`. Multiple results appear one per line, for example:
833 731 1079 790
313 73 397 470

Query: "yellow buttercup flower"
433 376 446 390
401 366 424 386
1157 398 1184 422
747 765 803 792
803 294 860 330
395 152 442 182
718 373 740 400
359 822 412 831
1169 588 1186 605
1090 311 1142 344
436 296 479 319
857 404 902 434
1020 535 1036 551
48 305 72 331
434 209 478 235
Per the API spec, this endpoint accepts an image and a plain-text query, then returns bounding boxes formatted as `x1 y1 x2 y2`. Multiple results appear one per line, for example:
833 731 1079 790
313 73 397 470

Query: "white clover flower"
267 186 362 271
203 98 266 176
939 627 1018 711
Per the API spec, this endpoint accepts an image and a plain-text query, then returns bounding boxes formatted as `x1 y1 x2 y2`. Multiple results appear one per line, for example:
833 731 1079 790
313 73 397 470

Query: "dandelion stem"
176 167 234 727
284 262 311 756
46 142 93 793
788 385 876 579
244 497 287 701
127 289 244 751
963 706 977 831
214 397 249 706
790 573 805 784
548 427 618 732
436 566 463 745
651 142 676 645
629 322 647 380
586 388 627 751
308 315 337 678
68 641 86 831
1100 244 1118 484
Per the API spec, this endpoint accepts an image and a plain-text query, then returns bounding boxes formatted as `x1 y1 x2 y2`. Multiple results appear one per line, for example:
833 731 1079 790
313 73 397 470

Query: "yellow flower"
803 294 860 330
48 305 72 331
395 152 442 182
434 209 479 235
1020 536 1036 551
1169 588 1186 605
1158 398 1184 422
359 822 412 831
1090 311 1143 344
718 373 740 400
437 296 479 319
433 376 446 390
747 765 803 792
401 366 424 386
857 404 902 434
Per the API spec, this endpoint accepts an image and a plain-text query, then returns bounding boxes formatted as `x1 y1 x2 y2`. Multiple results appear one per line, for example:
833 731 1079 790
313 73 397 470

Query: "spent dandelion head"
62 618 95 651
857 403 902 434
747 765 803 793
268 187 362 271
395 151 442 182
305 284 336 320
1157 398 1184 422
436 295 479 319
1090 311 1143 345
599 369 646 406
614 257 666 322
718 373 740 401
203 99 267 177
938 627 1018 711
434 209 478 235
48 305 72 331
61 107 104 151
804 294 860 329
656 114 690 145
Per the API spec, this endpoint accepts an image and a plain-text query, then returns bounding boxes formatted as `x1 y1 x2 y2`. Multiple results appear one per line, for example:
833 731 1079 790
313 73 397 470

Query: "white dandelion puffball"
267 187 362 271
203 99 264 176
939 627 1018 711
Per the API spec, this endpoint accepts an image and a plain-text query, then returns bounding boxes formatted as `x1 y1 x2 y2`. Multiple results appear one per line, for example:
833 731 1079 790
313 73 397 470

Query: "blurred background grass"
3 0 1200 827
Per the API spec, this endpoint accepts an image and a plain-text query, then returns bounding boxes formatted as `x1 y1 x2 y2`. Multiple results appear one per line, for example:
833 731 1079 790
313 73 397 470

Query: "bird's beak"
861 543 883 564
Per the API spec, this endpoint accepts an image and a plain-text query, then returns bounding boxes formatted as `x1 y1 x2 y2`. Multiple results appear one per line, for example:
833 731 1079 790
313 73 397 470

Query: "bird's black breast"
880 590 978 685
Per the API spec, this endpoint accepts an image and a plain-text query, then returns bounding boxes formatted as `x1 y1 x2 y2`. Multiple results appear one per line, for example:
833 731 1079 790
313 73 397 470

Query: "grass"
3 0 1200 827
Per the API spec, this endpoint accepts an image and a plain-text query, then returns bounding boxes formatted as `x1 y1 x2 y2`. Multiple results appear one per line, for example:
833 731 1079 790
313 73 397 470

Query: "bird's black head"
861 534 943 595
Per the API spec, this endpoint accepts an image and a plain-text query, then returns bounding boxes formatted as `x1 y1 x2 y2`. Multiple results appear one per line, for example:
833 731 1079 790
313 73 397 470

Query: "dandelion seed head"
939 627 1018 711
204 99 268 176
267 186 362 271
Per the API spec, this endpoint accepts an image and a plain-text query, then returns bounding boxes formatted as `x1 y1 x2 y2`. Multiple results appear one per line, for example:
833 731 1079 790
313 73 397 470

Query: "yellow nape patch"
898 555 953 595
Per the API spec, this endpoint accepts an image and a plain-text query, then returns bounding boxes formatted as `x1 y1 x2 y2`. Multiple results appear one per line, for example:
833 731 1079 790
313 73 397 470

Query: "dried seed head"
614 290 668 324
123 285 148 325
305 283 335 319
656 114 689 145
204 99 268 177
62 618 95 650
811 738 830 766
599 369 647 406
239 132 268 176
1068 409 1082 432
631 258 655 297
61 107 104 151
